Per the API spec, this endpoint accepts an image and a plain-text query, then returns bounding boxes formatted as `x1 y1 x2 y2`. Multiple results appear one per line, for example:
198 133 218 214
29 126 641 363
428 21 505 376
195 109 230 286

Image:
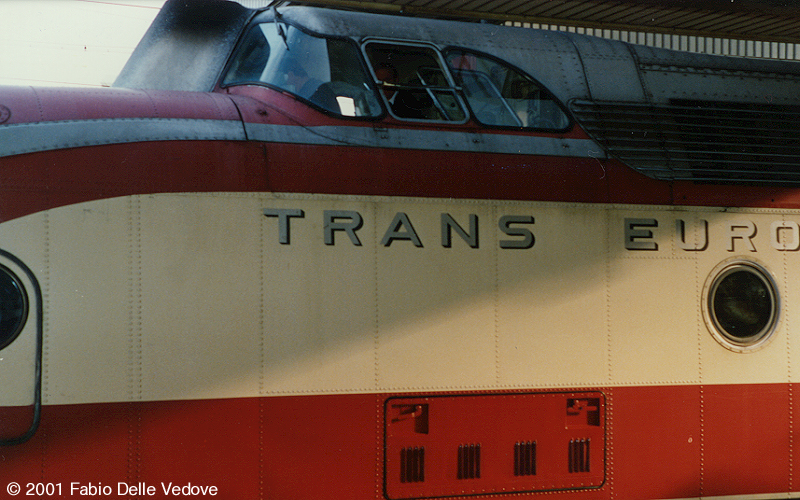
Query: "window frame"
361 38 470 124
219 18 574 131
702 259 780 353
219 18 384 120
443 46 574 132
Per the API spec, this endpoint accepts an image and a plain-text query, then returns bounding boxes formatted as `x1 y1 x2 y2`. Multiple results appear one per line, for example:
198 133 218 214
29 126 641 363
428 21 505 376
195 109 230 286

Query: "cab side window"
223 23 381 118
445 49 570 130
364 42 467 122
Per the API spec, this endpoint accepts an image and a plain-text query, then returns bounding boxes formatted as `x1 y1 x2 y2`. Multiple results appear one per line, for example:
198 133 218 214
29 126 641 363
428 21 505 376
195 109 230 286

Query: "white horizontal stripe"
0 194 793 405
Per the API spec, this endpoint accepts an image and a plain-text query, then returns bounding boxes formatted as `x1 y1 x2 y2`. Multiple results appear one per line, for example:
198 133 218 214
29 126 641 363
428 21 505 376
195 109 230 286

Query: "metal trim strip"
0 118 247 158
0 118 603 159
244 122 604 157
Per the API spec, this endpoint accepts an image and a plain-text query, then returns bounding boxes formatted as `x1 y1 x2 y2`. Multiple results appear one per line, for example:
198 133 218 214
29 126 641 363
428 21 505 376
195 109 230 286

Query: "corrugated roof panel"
459 0 504 12
537 1 599 18
728 17 794 38
282 0 800 42
409 0 454 10
482 0 531 14
475 0 523 14
607 6 667 24
653 8 705 27
697 13 774 34
578 3 638 21
406 0 448 9
721 16 781 35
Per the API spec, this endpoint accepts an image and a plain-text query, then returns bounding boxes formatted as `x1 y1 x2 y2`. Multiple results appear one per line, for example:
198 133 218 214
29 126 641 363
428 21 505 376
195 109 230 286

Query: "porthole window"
704 260 778 352
0 265 27 351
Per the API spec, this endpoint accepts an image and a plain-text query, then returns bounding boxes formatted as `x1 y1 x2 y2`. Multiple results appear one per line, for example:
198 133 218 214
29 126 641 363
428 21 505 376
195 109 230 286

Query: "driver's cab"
221 14 571 131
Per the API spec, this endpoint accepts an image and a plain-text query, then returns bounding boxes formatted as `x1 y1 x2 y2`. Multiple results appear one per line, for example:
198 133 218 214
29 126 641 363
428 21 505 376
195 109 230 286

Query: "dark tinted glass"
0 267 27 351
712 269 773 341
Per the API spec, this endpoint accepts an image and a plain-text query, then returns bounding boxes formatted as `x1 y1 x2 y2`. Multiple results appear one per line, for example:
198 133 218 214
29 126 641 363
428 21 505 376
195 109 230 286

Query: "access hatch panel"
384 391 606 499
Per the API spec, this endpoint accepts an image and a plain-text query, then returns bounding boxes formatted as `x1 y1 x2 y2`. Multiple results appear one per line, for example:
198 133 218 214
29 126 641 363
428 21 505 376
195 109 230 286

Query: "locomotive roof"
115 0 800 100
255 0 800 44
113 0 800 186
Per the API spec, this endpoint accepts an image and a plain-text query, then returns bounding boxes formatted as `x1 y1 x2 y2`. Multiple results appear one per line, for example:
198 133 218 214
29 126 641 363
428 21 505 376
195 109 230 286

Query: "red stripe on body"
0 141 268 223
3 84 800 222
0 139 624 223
4 133 800 227
0 384 794 500
1 395 380 500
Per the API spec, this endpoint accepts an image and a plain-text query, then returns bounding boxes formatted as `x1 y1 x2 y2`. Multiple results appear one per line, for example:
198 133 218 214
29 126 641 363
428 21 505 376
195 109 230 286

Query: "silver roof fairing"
275 5 800 104
113 0 254 91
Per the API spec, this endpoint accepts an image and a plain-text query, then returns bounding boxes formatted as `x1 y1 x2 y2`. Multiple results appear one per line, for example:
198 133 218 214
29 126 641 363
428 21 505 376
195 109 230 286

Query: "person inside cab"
285 59 339 112
374 62 432 120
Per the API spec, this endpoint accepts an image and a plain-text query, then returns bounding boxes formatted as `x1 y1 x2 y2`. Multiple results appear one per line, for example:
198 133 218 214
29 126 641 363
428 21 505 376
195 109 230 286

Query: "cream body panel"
137 195 264 401
609 208 792 386
496 205 608 388
260 197 378 394
375 201 499 391
0 193 795 406
693 212 790 385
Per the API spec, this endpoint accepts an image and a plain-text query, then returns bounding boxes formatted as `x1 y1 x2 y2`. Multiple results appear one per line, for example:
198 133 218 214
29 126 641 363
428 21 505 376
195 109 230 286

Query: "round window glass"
706 261 778 351
0 266 27 351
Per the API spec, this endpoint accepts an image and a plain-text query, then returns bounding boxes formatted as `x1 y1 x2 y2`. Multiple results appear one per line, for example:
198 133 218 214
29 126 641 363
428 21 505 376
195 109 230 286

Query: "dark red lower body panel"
0 385 793 499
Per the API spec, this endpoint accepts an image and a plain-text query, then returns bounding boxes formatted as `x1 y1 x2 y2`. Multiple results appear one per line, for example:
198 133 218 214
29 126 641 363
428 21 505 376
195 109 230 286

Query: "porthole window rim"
702 258 780 353
0 263 29 352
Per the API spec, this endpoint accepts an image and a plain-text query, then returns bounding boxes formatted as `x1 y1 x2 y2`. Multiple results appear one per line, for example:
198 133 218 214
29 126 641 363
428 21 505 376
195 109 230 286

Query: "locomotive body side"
1 2 800 499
